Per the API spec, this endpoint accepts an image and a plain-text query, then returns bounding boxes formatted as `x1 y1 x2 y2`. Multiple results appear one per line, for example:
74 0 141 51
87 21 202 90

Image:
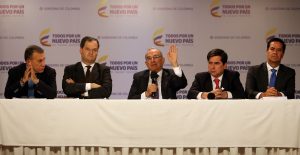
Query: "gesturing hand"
167 44 179 67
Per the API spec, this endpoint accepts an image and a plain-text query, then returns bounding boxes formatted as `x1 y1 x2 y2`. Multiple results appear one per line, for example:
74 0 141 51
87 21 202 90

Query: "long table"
0 99 300 155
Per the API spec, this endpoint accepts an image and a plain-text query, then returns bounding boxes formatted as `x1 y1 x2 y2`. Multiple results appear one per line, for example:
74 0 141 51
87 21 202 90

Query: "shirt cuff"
83 83 92 97
85 83 91 91
256 92 262 99
197 92 203 99
227 91 233 99
20 81 25 87
173 66 182 77
141 92 151 99
279 92 285 97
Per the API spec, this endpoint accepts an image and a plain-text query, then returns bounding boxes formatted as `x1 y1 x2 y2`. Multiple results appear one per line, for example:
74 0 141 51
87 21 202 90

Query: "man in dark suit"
245 37 295 99
128 45 187 99
187 49 244 99
5 45 57 99
62 36 112 99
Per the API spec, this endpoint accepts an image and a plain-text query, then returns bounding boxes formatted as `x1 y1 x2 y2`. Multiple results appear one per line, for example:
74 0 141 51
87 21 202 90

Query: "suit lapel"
261 63 269 89
221 70 229 90
205 73 213 91
161 70 169 98
90 63 99 82
76 63 86 83
276 64 285 89
142 71 150 92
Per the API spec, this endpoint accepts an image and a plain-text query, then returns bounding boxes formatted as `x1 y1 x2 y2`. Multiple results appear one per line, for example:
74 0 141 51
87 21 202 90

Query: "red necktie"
214 78 220 89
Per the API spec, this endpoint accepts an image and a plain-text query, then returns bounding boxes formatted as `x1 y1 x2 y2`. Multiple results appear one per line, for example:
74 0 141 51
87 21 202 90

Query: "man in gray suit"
245 37 295 99
62 36 112 99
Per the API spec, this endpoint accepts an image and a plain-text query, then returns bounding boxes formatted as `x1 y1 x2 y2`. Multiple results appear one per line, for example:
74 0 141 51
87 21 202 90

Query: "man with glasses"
245 37 295 99
128 45 187 99
62 36 112 99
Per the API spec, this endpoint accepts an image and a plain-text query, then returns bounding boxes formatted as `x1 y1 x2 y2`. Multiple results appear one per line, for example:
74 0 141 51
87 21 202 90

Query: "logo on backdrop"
97 0 109 17
210 0 222 17
97 0 139 18
265 5 300 11
109 60 138 73
227 60 251 72
98 55 109 65
40 28 51 46
0 4 24 16
39 28 81 47
209 0 251 17
176 89 187 99
265 28 300 46
153 28 165 46
39 6 80 12
152 28 194 47
0 61 23 72
153 5 194 12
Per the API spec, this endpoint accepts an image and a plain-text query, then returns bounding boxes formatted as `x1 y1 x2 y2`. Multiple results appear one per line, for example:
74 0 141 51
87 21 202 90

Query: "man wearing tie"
245 37 295 99
187 49 244 99
128 45 187 99
4 45 57 99
62 36 112 99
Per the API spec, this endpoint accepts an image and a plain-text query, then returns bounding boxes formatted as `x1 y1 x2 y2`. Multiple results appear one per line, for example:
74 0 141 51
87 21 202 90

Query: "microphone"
207 92 215 99
150 72 159 97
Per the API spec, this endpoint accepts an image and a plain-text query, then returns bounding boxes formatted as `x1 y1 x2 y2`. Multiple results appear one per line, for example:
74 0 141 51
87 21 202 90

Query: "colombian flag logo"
39 28 51 47
153 28 164 47
210 0 222 17
98 55 109 63
265 28 277 43
98 0 109 17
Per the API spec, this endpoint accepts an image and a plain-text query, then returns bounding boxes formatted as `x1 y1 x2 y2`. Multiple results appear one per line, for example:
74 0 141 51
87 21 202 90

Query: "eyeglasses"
146 55 162 61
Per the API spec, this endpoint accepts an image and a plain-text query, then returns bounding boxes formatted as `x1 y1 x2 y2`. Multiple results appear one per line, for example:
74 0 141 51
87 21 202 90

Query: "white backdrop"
0 0 299 99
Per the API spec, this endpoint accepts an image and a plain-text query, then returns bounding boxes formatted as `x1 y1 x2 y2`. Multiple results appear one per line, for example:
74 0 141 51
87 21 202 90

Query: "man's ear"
224 63 227 69
26 59 31 65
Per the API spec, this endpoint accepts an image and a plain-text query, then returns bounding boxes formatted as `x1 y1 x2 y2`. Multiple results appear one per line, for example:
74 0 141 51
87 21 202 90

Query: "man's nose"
41 61 46 67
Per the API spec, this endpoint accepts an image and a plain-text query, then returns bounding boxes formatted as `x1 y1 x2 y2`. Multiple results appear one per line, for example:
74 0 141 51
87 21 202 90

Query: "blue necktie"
28 79 34 98
269 69 277 87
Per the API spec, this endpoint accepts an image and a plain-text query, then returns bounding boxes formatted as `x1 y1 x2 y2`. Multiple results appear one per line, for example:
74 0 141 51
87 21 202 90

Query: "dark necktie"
153 87 159 99
85 65 92 82
28 79 34 98
269 69 277 87
214 78 220 89
152 75 159 99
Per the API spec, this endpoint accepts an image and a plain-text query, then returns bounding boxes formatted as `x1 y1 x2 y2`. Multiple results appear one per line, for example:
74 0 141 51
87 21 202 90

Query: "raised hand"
167 44 179 67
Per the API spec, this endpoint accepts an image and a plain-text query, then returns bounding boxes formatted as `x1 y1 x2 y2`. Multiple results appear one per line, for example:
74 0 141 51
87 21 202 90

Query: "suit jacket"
128 69 187 99
245 62 295 99
4 63 57 99
187 69 245 99
62 62 112 99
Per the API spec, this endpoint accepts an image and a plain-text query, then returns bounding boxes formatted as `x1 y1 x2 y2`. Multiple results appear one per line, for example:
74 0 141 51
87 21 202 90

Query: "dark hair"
207 48 228 64
80 36 100 49
267 37 286 53
24 45 44 61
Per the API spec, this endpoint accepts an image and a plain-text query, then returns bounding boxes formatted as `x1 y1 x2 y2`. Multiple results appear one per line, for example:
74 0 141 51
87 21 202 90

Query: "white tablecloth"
1 99 299 148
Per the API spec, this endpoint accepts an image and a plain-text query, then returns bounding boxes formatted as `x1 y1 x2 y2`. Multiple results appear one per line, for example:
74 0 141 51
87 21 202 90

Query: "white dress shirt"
255 62 284 99
141 66 183 99
81 62 95 97
196 74 233 99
